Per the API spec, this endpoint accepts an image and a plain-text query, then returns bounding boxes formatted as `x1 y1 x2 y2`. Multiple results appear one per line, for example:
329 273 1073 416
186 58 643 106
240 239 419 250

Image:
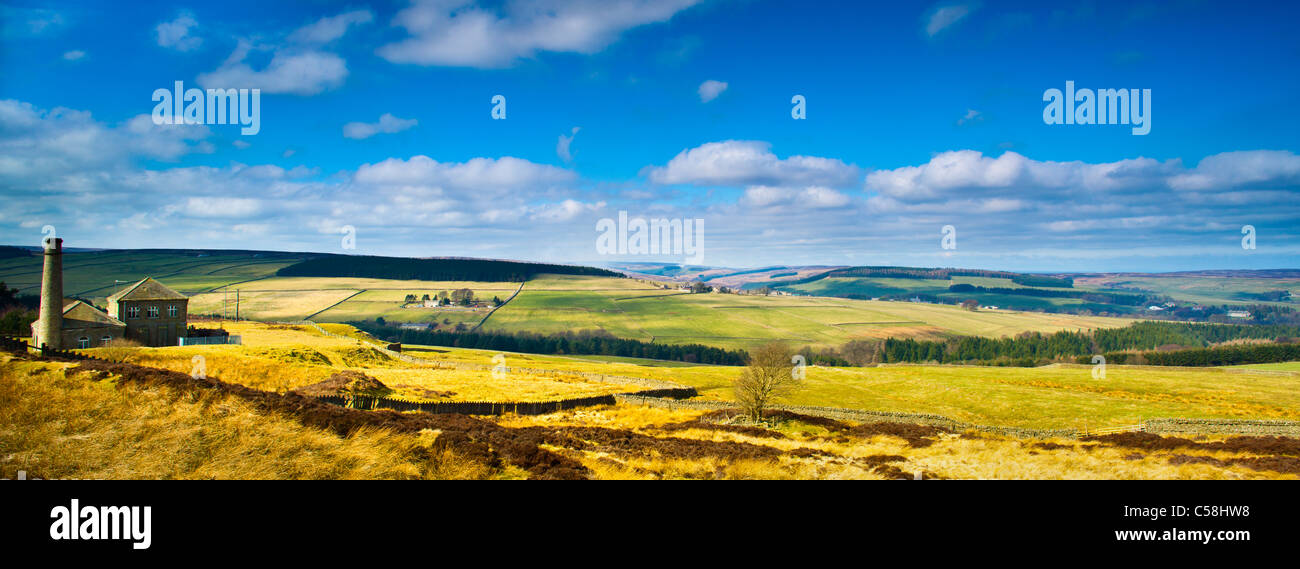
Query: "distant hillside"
781 266 1075 288
0 246 31 260
277 255 623 282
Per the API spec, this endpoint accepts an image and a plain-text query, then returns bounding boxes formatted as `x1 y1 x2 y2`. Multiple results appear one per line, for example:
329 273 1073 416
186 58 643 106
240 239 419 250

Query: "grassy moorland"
4 350 1295 480
118 321 1295 433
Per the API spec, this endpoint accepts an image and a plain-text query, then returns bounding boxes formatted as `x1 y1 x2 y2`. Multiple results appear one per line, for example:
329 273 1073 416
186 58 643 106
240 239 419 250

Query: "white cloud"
531 199 604 222
156 12 201 51
0 100 211 181
354 155 576 192
180 197 263 218
865 150 1178 199
288 9 373 44
698 79 727 102
925 3 975 37
62 50 85 61
557 127 580 162
1167 150 1300 191
198 41 349 95
956 109 981 125
378 0 701 68
645 140 860 188
2 7 66 37
740 186 851 209
343 113 419 139
198 11 371 95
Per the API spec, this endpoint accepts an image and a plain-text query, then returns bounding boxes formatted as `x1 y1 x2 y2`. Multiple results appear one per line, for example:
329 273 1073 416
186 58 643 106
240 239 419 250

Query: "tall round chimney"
35 237 63 350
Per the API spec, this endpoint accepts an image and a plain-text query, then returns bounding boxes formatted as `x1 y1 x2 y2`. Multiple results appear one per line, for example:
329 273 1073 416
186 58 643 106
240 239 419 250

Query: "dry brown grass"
499 405 1299 480
0 355 490 480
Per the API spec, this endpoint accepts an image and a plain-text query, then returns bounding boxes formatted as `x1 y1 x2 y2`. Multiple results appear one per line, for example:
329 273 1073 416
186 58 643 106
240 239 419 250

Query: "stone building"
52 300 128 349
30 238 127 349
107 277 189 347
31 240 191 350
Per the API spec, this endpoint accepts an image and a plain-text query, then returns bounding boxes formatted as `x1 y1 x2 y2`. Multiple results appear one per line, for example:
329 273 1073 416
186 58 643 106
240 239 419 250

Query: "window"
168 304 178 318
147 305 159 318
127 306 140 318
78 337 89 349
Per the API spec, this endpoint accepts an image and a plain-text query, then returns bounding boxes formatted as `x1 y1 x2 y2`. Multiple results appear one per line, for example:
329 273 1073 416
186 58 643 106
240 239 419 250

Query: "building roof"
63 300 127 327
32 299 126 329
107 277 188 302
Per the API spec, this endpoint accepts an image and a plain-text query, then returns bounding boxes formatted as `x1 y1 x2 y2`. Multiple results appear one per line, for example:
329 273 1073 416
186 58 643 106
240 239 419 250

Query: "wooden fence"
0 336 28 353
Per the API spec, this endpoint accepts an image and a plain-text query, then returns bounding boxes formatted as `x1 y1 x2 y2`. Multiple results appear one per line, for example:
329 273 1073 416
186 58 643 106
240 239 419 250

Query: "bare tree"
734 342 800 422
841 339 882 366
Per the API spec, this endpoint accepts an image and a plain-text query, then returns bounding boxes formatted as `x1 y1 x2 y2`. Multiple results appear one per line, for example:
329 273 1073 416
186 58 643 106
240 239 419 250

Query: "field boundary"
303 289 367 320
470 280 525 332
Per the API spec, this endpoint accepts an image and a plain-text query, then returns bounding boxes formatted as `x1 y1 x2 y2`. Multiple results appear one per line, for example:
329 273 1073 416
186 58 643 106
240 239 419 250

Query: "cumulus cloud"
925 3 975 37
288 9 373 44
378 0 700 68
156 12 201 51
2 96 1296 269
0 100 211 182
62 50 85 61
198 10 371 95
740 186 851 209
1167 150 1300 191
354 155 576 192
557 127 580 162
698 79 727 102
343 113 419 139
645 140 860 188
864 150 1182 200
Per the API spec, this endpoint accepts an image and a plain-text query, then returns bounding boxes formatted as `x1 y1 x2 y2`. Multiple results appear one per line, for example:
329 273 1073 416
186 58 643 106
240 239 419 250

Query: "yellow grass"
0 356 490 480
499 405 1295 480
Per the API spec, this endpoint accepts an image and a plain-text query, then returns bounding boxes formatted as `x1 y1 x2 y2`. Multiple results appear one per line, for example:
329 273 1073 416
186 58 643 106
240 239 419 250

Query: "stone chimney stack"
35 237 63 350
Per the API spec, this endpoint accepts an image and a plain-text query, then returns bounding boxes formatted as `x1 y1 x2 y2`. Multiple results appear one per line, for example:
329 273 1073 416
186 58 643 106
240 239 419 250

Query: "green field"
476 275 1132 351
1073 275 1300 307
1225 362 1300 371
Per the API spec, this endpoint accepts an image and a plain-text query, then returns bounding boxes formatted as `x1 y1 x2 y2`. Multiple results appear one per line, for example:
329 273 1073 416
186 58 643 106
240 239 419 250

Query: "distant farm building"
1227 310 1252 319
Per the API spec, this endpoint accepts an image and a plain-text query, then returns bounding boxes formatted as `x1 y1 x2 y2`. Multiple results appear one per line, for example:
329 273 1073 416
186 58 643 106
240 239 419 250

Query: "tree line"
279 255 623 282
0 282 37 336
354 321 749 365
831 321 1300 367
781 266 1074 288
1080 342 1300 367
947 283 1150 305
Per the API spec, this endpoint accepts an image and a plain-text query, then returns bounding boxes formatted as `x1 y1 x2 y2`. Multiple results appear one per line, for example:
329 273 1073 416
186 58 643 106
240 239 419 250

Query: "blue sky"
1 0 1298 271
